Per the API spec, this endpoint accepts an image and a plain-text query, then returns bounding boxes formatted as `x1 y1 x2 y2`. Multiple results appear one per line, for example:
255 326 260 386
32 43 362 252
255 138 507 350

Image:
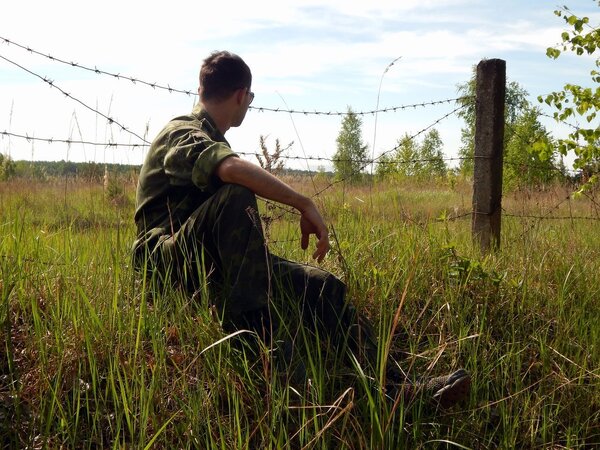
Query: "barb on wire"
0 35 471 116
0 53 150 144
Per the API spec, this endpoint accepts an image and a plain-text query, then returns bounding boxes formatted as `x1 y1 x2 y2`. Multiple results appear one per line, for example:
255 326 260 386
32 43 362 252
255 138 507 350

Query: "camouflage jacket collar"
191 103 229 145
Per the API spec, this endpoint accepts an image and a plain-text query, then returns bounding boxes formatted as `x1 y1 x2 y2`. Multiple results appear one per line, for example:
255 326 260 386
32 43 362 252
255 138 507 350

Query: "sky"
1 0 599 171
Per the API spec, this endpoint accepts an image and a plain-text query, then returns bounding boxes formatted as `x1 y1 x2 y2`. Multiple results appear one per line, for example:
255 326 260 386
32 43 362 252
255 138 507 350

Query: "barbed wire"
0 35 471 116
510 195 572 240
3 129 589 180
504 211 600 221
243 152 471 165
0 129 472 166
537 111 581 131
502 192 600 247
251 97 471 116
0 35 197 96
4 118 586 178
503 95 584 133
0 131 148 148
3 128 590 181
0 53 150 145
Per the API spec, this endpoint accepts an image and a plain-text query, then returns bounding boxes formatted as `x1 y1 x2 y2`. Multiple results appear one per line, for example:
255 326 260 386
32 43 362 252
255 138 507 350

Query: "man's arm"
216 156 330 262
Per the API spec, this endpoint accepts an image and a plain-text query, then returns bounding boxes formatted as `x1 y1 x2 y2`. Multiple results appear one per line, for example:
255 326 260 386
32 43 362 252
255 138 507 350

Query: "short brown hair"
199 51 252 102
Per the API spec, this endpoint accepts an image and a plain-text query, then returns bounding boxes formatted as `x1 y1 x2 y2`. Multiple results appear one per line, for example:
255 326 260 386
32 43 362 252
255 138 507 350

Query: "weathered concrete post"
472 59 505 252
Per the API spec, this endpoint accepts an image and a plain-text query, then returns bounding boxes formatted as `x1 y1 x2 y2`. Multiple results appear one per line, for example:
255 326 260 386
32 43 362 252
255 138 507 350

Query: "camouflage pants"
137 184 376 364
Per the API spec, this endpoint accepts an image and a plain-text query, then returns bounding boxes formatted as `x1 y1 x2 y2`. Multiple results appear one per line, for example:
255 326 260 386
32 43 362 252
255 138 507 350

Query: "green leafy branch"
539 3 600 181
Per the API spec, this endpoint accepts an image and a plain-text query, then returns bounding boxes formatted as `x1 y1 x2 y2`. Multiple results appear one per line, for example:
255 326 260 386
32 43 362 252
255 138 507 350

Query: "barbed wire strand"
511 195 573 241
0 35 471 117
537 111 581 131
0 36 197 96
4 128 592 183
1 129 477 166
504 211 600 221
505 97 582 131
0 53 150 145
251 97 470 116
0 127 571 175
0 131 148 148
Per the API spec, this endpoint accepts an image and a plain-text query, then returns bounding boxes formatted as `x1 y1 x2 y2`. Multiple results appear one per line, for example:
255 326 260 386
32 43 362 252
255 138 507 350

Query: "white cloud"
1 0 597 167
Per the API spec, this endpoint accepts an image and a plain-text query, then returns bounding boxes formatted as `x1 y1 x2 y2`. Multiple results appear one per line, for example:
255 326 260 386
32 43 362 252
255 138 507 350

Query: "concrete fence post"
472 59 506 252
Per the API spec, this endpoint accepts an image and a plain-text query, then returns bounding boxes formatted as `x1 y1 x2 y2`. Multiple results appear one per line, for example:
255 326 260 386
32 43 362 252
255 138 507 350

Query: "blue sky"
1 0 598 170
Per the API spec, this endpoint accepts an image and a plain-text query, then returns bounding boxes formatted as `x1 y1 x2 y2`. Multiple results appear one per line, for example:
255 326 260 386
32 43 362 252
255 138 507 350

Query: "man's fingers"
312 234 330 262
312 245 325 262
301 232 309 250
299 210 329 260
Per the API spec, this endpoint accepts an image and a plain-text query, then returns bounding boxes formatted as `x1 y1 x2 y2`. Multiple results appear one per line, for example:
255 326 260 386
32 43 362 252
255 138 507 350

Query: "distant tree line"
0 158 140 181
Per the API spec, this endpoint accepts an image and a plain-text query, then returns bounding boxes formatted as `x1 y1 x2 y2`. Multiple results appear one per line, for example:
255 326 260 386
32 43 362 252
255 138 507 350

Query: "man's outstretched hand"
215 157 330 261
299 201 330 262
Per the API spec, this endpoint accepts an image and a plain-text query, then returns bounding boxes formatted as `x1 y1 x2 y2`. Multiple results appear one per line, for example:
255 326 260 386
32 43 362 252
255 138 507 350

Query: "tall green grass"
1 177 598 448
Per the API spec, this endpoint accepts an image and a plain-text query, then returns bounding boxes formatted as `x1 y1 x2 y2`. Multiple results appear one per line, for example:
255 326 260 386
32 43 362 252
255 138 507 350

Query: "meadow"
0 174 599 449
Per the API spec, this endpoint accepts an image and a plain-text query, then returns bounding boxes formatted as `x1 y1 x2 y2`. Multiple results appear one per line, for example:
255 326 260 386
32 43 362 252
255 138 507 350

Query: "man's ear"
235 88 246 105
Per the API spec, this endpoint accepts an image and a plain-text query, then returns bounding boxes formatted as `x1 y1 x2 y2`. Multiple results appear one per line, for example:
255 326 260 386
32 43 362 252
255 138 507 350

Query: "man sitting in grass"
132 50 470 408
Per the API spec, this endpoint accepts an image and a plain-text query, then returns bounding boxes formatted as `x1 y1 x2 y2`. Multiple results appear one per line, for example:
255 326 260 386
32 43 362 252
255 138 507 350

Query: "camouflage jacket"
133 104 238 251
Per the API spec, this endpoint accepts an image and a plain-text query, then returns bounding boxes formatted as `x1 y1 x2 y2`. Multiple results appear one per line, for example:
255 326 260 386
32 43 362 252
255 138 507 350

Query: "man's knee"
310 270 346 304
188 183 261 238
217 183 256 207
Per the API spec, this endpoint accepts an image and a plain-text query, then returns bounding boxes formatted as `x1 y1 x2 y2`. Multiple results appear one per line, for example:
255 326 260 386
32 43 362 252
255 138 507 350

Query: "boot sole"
432 373 471 408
